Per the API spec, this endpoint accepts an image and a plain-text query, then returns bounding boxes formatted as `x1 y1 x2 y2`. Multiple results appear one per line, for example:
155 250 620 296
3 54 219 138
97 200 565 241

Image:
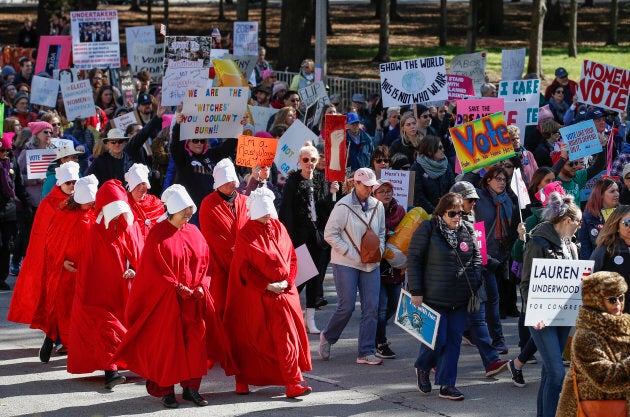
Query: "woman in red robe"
29 175 98 359
115 184 235 408
125 163 164 238
224 187 312 398
8 161 81 361
67 179 144 390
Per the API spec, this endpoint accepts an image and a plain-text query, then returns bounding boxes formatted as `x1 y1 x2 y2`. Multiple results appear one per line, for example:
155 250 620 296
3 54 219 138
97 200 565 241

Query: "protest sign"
111 66 136 107
248 105 278 134
473 221 487 265
447 74 475 100
233 21 258 56
455 98 505 125
50 138 74 149
501 48 526 81
498 79 541 125
449 51 487 96
61 80 96 121
222 54 257 80
559 119 602 161
25 149 57 180
295 244 319 287
71 10 120 69
299 81 331 130
577 60 630 112
180 87 248 139
275 120 318 180
125 25 155 69
524 258 594 326
163 36 214 76
35 36 72 76
30 76 60 108
113 112 139 132
54 68 80 84
379 56 447 107
235 134 279 168
0 104 3 134
395 290 441 349
324 114 348 183
161 67 210 107
450 112 515 173
381 169 414 211
503 100 528 138
131 43 164 79
511 168 531 210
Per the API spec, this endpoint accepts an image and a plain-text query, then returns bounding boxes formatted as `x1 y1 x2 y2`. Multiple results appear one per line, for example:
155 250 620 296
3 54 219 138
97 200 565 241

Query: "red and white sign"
26 149 57 180
577 60 630 112
324 114 347 183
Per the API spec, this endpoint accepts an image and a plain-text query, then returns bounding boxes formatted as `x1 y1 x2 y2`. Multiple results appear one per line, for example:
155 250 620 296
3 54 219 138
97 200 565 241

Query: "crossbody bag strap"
339 202 380 254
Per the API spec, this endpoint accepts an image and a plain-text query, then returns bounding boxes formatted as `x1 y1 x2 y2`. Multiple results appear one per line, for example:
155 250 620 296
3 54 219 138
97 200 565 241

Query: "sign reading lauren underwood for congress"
524 258 594 327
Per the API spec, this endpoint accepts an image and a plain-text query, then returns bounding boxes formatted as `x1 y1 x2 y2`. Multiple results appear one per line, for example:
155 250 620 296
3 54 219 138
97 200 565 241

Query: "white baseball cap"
353 168 379 187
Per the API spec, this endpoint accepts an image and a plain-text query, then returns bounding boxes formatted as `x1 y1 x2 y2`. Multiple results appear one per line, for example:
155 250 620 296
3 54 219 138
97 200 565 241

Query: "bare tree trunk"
147 0 153 25
439 0 447 46
219 0 226 21
466 0 478 53
261 0 268 47
129 0 142 12
482 0 503 35
164 0 169 27
527 0 547 78
278 0 315 70
373 0 390 62
568 0 577 57
237 0 249 22
606 0 619 45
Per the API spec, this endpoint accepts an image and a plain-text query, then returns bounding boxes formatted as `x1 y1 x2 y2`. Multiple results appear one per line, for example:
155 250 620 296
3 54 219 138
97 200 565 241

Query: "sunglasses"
51 123 61 127
190 139 207 144
42 130 53 135
606 294 625 304
0 149 10 153
421 114 431 119
290 98 301 103
503 164 514 169
625 176 630 180
466 198 478 203
446 210 464 218
301 157 317 163
106 139 128 145
555 90 564 94
621 219 630 228
375 158 389 164
568 161 580 167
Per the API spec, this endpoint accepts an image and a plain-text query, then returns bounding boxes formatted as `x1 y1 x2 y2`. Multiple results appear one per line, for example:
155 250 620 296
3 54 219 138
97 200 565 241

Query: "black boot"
39 337 54 363
161 393 178 408
183 388 208 406
104 370 126 390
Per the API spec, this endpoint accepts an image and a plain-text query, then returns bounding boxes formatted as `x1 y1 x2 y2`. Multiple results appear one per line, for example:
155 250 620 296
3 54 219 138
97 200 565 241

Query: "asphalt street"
0 271 540 417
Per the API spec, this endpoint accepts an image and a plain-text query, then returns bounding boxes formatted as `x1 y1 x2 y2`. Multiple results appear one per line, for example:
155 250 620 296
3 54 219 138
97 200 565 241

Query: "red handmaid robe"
199 191 248 318
8 186 69 325
223 218 312 387
114 220 236 387
127 192 165 238
67 217 144 374
29 205 95 345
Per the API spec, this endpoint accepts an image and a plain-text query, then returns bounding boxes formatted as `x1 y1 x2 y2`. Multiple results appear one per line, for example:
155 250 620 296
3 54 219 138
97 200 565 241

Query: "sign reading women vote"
559 119 602 161
577 60 630 112
71 10 120 69
395 290 441 349
61 79 96 121
235 135 278 168
498 79 541 125
524 258 594 327
180 87 248 139
379 56 447 107
450 112 515 173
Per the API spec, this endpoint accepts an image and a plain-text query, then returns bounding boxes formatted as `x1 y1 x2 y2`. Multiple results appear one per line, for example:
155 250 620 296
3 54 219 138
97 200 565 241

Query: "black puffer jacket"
407 217 482 310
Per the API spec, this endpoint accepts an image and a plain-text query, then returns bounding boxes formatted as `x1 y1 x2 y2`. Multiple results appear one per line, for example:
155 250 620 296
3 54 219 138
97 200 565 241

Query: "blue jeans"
322 264 380 357
414 306 467 387
375 282 402 345
483 266 505 345
528 326 571 417
467 302 499 368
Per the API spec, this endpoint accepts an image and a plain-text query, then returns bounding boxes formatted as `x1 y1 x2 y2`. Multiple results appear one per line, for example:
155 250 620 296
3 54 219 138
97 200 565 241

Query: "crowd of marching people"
3 15 630 416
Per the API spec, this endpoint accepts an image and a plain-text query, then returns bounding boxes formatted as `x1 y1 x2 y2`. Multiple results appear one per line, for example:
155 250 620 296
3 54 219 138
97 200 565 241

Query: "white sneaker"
318 332 330 360
356 354 383 365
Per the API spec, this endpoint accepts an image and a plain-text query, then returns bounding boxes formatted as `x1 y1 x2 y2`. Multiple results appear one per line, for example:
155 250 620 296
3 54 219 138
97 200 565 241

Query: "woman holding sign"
578 178 619 260
520 191 581 417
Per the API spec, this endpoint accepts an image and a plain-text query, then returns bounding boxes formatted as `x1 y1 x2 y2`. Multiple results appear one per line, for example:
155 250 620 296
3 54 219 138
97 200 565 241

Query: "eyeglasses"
621 219 630 228
290 98 301 103
568 161 580 167
605 294 625 304
376 189 393 196
466 198 478 203
375 158 389 164
570 217 583 225
421 114 431 119
437 145 444 150
51 122 61 127
190 139 207 144
42 130 53 135
503 164 514 169
106 139 128 145
493 177 507 183
390 115 401 119
0 149 10 153
301 157 317 163
446 210 464 218
555 90 564 94
625 175 630 180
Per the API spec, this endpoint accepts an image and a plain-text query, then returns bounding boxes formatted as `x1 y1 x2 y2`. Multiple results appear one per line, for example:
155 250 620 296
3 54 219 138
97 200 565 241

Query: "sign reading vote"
524 258 594 327
379 56 447 107
235 135 278 168
450 112 515 173
559 119 602 161
577 59 630 112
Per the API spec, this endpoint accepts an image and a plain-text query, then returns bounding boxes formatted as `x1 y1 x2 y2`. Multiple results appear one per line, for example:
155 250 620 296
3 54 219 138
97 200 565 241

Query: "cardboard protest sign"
449 51 487 96
395 290 441 349
511 168 531 210
524 258 594 326
275 119 318 180
248 105 278 134
71 10 121 69
180 87 248 139
110 66 136 107
501 48 526 81
295 244 319 287
161 67 210 107
125 25 155 69
25 149 57 180
299 81 331 130
35 36 72 76
450 112 515 173
473 221 487 265
61 80 96 121
54 68 80 84
51 138 74 149
233 21 258 56
577 60 630 112
380 169 414 211
113 112 139 132
30 76 60 108
455 98 505 126
447 74 475 100
498 79 541 125
131 43 164 79
560 119 602 161
503 100 528 139
324 114 348 182
379 56 447 107
235 134 279 168
163 36 215 76
222 54 257 80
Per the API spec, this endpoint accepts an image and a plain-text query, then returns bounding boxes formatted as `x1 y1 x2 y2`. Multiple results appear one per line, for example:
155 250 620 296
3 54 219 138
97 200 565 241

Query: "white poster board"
498 79 541 126
248 105 278 134
450 51 487 96
113 112 139 132
380 169 413 211
524 258 594 326
125 25 155 69
180 87 248 139
61 80 96 121
131 43 164 79
30 76 59 108
161 66 210 107
274 119 318 180
503 100 529 138
295 244 319 287
233 21 258 57
379 56 448 107
71 10 121 69
501 48 526 81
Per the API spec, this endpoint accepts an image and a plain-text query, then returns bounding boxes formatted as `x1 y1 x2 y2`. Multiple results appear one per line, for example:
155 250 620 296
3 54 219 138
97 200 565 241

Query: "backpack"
340 203 382 263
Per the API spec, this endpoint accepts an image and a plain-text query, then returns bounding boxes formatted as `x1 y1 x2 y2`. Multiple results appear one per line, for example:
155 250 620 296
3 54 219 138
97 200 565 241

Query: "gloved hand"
176 283 194 298
191 286 204 299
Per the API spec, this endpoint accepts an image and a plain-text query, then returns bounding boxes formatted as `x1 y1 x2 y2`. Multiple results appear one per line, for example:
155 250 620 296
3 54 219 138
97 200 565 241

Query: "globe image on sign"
402 70 425 93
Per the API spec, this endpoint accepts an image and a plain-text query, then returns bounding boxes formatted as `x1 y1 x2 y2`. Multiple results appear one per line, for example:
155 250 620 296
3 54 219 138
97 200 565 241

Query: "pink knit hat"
28 121 53 137
261 69 275 80
538 105 554 123
535 181 566 207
